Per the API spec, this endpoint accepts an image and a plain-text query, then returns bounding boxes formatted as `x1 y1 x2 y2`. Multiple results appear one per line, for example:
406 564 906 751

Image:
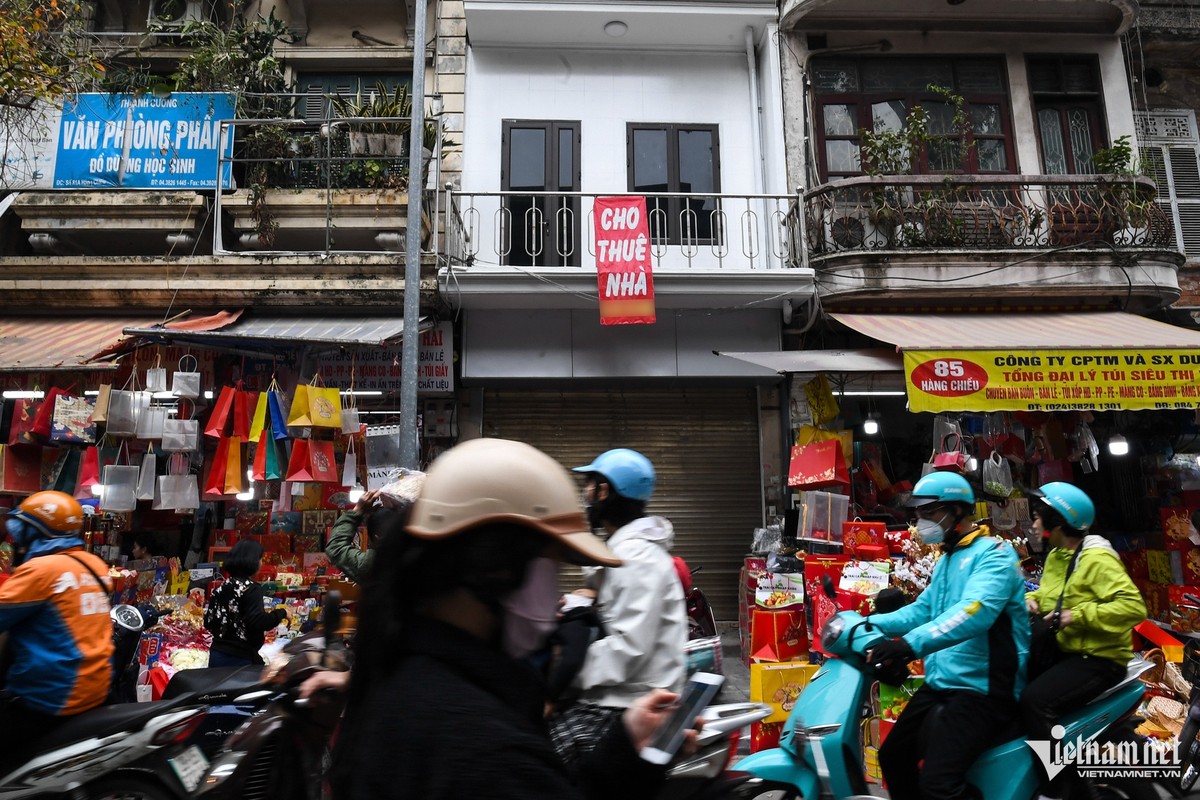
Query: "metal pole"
400 0 429 469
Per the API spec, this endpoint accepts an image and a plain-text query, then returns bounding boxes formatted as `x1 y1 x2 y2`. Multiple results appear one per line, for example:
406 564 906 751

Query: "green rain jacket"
1027 535 1146 667
324 509 374 582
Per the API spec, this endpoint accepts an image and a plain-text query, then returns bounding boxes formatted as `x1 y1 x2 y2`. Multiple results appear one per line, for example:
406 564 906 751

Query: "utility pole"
399 0 428 469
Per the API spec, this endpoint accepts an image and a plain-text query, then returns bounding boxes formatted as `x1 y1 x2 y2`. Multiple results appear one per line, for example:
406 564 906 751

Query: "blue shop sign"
53 93 235 189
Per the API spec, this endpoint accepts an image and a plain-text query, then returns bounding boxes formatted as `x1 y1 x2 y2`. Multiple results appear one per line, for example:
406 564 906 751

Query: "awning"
829 311 1200 413
717 348 902 374
0 317 156 372
119 313 431 356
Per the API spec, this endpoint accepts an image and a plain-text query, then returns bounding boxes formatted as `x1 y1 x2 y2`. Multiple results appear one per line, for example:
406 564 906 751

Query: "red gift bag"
843 518 887 551
73 446 101 499
787 440 849 489
0 444 43 494
6 399 38 445
205 386 237 438
30 388 74 441
203 436 233 495
286 439 315 482
232 389 252 441
749 606 808 662
308 440 339 483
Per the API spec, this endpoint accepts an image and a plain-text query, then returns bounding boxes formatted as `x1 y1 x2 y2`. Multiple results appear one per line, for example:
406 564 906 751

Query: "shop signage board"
52 93 235 189
314 321 454 395
904 349 1200 413
592 196 656 325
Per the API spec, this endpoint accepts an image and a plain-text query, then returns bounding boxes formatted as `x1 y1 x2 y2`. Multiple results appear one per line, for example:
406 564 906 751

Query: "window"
811 56 1013 181
295 74 409 120
1137 110 1200 260
627 123 721 245
501 120 581 267
1028 56 1106 175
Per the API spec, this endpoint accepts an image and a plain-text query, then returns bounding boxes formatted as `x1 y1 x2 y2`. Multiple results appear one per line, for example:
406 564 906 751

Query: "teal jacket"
872 528 1029 701
1027 535 1145 667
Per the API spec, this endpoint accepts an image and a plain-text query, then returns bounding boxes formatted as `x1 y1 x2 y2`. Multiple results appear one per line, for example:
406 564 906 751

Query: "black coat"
344 618 664 800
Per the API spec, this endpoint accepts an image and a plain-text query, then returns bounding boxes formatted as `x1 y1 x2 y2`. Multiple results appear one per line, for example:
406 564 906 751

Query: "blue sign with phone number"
53 92 235 189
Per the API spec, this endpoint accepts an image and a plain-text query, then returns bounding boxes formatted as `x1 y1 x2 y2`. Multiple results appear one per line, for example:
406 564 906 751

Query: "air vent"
148 0 205 30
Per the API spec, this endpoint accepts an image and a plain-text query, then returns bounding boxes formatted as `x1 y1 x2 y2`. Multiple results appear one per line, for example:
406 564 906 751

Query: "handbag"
786 439 850 489
1027 547 1082 681
50 394 96 445
933 432 969 473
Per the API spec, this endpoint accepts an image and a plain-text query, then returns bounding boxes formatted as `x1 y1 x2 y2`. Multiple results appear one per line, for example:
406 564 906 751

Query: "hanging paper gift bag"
231 388 252 441
288 376 342 429
145 354 169 393
249 391 269 442
157 452 199 511
0 444 43 494
307 439 339 483
171 354 201 399
285 439 314 482
50 394 96 445
787 440 849 489
100 444 139 512
203 436 233 496
205 386 236 438
6 398 38 446
252 431 284 481
31 388 74 441
47 447 82 493
267 379 291 440
92 383 112 425
136 402 168 440
224 437 246 495
136 450 158 501
74 445 101 499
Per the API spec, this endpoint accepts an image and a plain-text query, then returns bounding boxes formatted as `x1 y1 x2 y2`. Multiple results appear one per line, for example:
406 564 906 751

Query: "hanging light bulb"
863 413 880 436
1108 434 1129 456
91 483 104 497
348 484 366 504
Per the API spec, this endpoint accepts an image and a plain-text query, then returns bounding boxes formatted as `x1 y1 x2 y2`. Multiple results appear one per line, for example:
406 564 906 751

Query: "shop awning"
0 316 156 372
829 311 1200 413
717 348 902 374
119 313 431 355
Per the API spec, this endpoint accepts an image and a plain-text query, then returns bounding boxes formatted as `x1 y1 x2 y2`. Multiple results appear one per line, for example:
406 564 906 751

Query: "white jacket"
575 515 688 708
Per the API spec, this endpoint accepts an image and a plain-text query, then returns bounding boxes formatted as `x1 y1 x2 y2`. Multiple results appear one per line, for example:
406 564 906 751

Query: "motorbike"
109 604 173 705
0 605 210 800
732 577 1162 800
1174 592 1200 793
660 702 774 800
196 591 350 800
684 565 723 678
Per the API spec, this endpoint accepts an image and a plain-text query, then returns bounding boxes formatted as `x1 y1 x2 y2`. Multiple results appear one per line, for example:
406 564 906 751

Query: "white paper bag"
136 452 157 501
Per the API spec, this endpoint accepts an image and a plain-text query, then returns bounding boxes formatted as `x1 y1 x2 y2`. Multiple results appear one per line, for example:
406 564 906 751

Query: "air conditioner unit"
148 0 205 30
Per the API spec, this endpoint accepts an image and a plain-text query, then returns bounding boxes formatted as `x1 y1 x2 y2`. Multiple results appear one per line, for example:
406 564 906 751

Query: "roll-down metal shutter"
482 389 761 621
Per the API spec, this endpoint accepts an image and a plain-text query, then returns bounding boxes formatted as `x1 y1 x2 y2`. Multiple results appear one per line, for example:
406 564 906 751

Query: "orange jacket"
0 549 113 715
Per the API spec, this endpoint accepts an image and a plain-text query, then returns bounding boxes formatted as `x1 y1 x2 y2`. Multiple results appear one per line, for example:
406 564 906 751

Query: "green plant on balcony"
858 85 975 247
1049 135 1157 246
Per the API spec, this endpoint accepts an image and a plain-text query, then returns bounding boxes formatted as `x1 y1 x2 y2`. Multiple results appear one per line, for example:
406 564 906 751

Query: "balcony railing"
443 191 802 271
800 174 1175 261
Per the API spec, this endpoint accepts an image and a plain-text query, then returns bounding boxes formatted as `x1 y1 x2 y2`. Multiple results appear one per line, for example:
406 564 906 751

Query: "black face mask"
586 497 607 532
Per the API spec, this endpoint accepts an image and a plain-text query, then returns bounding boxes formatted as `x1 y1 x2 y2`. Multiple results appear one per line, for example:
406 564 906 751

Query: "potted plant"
1049 135 1157 246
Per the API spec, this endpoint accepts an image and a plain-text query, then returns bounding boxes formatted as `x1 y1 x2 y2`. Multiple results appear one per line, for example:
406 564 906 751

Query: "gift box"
853 544 890 562
1147 550 1180 585
269 512 302 536
883 528 911 555
1141 581 1170 623
235 511 269 536
799 491 850 542
838 560 892 597
843 519 886 552
803 553 852 606
750 661 820 722
1167 587 1200 634
750 606 808 662
1120 550 1150 582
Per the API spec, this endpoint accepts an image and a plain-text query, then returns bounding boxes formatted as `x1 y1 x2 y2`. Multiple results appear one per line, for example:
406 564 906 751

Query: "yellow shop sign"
903 349 1200 413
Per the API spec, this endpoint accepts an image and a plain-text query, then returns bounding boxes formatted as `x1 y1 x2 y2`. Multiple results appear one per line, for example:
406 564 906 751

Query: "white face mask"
915 509 951 545
499 557 561 659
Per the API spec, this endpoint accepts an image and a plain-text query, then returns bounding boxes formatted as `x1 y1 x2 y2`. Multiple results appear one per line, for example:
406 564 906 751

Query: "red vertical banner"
592 196 656 325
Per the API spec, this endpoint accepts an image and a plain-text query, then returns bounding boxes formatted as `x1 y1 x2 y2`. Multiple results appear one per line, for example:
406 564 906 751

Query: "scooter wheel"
730 779 803 800
1180 717 1200 793
84 775 175 800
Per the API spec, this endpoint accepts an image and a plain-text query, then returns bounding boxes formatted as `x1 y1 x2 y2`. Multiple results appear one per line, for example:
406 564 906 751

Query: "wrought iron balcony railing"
799 174 1175 260
442 191 801 271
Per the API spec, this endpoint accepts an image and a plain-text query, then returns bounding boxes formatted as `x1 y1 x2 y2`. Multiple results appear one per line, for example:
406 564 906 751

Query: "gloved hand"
868 637 915 686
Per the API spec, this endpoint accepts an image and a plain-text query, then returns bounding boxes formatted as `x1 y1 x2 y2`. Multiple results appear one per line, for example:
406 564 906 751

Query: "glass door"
501 120 581 266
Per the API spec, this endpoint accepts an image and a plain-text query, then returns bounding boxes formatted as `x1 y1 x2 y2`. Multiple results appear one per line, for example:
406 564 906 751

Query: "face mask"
500 557 561 659
915 508 953 545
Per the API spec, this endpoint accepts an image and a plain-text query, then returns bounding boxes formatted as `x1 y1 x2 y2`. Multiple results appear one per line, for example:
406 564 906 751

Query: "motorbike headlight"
820 615 846 650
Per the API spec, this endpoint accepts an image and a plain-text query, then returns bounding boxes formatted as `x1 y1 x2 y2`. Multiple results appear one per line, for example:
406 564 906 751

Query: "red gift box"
843 519 886 552
750 607 808 662
803 553 851 607
1120 550 1149 582
853 544 890 562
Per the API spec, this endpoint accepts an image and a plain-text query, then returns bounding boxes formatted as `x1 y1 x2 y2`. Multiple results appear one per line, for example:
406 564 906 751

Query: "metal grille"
482 389 763 621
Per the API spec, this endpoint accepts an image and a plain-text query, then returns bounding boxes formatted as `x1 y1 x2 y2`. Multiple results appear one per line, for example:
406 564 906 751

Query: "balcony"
439 190 816 311
781 0 1135 35
802 173 1183 311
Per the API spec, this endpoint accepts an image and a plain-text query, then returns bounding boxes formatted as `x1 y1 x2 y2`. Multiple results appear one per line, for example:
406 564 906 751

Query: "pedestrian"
204 538 288 667
865 471 1030 800
324 478 422 582
1021 481 1145 800
129 531 157 561
331 438 694 800
549 448 687 768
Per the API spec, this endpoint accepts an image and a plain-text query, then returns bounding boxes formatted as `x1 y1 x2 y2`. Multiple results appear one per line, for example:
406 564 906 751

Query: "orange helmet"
10 491 85 539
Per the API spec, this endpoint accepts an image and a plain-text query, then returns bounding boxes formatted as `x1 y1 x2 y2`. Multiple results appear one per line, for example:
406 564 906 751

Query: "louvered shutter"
1136 110 1200 261
294 74 408 120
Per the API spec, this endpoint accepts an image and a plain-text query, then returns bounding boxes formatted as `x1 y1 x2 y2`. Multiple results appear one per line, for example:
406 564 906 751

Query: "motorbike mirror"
820 574 838 600
110 604 145 633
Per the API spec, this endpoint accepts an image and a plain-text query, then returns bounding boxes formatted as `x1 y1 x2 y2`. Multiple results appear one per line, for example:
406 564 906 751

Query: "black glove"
869 637 915 686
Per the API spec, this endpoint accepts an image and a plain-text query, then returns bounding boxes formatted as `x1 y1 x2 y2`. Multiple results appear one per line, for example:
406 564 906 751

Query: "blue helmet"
907 471 975 508
573 448 655 501
1035 482 1095 532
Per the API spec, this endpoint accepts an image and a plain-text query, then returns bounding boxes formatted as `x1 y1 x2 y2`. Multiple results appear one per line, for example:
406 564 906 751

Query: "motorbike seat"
30 696 187 755
161 665 263 703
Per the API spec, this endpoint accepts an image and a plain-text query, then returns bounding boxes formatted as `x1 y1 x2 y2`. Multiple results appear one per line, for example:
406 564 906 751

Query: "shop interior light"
863 414 880 436
1108 434 1130 456
152 391 176 399
339 390 384 397
348 484 366 504
91 483 104 497
203 390 214 400
235 489 254 501
2 390 45 399
835 390 907 397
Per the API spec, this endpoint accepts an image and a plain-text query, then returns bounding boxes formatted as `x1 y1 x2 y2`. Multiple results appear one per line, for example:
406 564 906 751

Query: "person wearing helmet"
332 439 696 800
1020 482 1145 800
548 448 687 768
865 471 1030 800
0 491 113 762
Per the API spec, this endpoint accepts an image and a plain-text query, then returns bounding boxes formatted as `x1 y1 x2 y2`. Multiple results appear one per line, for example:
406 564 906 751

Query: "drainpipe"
745 26 766 195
